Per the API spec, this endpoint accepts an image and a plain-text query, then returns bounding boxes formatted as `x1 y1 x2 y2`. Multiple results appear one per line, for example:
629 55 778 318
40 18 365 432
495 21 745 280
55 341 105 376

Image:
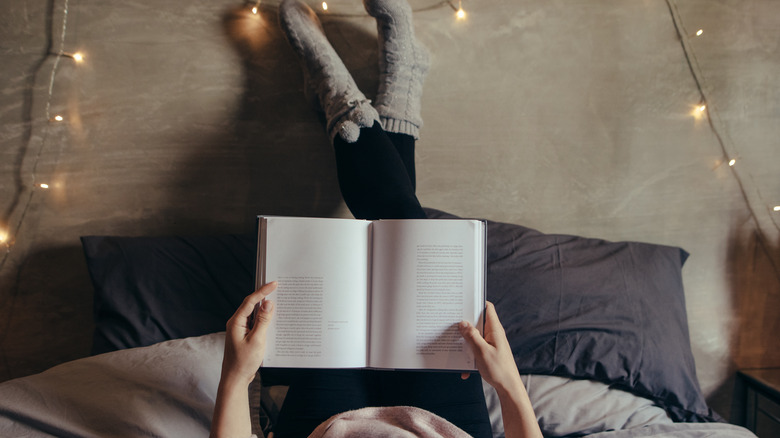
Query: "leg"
272 370 372 438
333 122 425 220
364 0 430 139
385 131 417 192
375 371 493 438
278 0 379 143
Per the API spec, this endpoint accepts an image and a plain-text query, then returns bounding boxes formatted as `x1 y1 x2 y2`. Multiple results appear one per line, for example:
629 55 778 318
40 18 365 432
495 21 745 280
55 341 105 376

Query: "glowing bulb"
696 29 703 36
697 105 706 112
456 7 466 20
322 2 328 10
773 206 780 212
73 52 84 62
251 6 258 14
0 230 8 243
728 158 736 167
40 183 49 189
53 115 64 122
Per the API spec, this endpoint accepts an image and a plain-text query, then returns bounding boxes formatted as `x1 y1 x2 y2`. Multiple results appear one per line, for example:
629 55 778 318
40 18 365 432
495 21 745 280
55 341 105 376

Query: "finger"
460 372 471 380
483 302 506 336
234 282 278 321
459 321 489 352
249 300 274 341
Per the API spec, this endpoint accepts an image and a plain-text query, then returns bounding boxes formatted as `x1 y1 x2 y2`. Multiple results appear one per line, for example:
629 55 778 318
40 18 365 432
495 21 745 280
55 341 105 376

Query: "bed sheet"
0 334 225 438
584 423 757 438
0 333 757 438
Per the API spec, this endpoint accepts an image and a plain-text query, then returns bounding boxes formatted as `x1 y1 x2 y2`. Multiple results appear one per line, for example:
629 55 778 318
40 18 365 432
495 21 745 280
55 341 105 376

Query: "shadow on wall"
707 221 780 421
156 4 381 234
0 245 94 381
0 4 383 381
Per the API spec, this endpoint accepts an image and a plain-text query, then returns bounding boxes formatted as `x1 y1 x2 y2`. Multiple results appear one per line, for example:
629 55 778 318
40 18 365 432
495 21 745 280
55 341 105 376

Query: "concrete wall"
1 0 778 420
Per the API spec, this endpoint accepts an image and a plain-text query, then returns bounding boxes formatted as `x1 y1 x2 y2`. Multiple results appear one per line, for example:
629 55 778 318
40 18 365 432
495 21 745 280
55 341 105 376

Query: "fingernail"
459 321 469 330
261 300 274 312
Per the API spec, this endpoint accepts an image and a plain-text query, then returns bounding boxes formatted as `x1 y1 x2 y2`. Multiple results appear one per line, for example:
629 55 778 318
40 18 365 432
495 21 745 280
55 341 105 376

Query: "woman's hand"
221 281 276 387
459 301 543 438
458 301 522 393
211 282 276 438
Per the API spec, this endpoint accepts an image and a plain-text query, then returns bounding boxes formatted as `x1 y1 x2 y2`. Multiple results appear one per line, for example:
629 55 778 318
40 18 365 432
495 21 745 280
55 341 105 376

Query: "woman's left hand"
220 281 276 387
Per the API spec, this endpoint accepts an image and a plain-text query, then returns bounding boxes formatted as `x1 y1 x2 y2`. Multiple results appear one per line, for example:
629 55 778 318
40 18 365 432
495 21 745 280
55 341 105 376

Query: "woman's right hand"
458 301 523 395
460 302 544 438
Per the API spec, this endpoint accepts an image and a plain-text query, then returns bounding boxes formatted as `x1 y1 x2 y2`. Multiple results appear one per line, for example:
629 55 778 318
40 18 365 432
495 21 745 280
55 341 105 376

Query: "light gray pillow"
483 374 673 438
0 334 227 437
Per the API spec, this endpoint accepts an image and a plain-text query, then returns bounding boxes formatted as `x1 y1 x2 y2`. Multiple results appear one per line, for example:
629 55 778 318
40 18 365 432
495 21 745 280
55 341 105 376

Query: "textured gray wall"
1 0 778 420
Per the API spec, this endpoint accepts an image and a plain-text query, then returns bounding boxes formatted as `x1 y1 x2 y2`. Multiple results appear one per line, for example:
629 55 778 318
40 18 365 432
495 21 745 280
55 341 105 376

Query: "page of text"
368 219 485 370
259 217 370 368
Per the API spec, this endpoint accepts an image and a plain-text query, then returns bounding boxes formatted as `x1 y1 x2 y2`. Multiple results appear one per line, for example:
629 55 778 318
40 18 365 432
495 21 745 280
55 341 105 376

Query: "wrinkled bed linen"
0 334 225 437
0 334 757 438
482 375 674 438
304 406 754 438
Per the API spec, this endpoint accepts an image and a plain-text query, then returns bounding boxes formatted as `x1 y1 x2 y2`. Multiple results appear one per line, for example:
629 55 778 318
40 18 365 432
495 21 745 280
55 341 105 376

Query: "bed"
0 208 758 438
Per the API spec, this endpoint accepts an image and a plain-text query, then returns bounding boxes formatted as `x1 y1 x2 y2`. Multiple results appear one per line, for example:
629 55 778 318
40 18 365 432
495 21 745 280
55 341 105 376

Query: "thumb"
251 300 274 336
459 321 486 351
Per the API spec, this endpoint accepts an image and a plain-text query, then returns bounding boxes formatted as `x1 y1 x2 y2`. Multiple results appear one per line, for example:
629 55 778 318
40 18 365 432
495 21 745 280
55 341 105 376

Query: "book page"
258 217 371 368
368 219 485 370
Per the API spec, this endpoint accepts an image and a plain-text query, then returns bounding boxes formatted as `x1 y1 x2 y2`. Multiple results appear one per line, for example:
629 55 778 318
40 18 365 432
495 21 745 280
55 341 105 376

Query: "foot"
364 0 430 139
278 0 379 143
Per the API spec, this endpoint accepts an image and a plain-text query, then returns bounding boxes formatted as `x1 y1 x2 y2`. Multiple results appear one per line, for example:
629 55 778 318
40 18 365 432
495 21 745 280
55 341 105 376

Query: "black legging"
333 122 426 220
271 123 492 438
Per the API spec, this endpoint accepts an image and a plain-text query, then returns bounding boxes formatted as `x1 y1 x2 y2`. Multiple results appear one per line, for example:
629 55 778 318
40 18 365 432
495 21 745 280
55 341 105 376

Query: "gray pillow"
424 208 718 423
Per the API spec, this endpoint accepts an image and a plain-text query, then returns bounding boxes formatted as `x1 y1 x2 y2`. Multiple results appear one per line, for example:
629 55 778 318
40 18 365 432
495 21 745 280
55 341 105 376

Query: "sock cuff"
380 117 421 139
329 101 381 144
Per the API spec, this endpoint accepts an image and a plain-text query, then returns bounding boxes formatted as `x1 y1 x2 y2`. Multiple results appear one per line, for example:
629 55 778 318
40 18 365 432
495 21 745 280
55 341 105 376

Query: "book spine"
256 217 269 289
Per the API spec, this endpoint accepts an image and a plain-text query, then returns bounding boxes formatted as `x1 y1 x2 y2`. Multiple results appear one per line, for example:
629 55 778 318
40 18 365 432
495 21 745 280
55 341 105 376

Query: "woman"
211 1 543 437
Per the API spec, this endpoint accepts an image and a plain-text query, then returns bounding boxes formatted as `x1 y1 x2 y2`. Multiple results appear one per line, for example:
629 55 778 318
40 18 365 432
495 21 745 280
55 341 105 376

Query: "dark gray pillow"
424 208 718 423
81 234 256 354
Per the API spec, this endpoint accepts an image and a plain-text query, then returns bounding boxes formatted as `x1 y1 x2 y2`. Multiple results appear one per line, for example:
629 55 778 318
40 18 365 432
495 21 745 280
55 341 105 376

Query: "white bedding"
0 334 226 437
0 334 757 438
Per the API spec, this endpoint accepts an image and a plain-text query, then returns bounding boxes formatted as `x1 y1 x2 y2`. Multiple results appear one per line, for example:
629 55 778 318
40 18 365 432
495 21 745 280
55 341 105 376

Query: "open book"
256 216 486 371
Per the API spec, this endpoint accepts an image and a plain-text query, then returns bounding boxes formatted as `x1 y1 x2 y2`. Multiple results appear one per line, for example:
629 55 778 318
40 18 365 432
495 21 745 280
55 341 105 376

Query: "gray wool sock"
278 0 379 143
364 0 430 139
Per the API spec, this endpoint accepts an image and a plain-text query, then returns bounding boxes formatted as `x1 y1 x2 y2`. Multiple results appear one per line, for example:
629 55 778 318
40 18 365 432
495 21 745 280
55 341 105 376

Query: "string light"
691 103 707 120
0 229 8 244
456 0 466 20
40 184 50 189
728 158 737 167
52 115 64 122
322 2 328 11
773 206 780 212
72 52 84 62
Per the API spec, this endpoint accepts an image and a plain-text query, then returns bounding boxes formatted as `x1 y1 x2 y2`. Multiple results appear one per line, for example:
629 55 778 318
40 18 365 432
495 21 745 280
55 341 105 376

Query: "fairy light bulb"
322 2 328 11
697 105 706 113
251 6 258 14
773 206 780 212
696 29 703 36
728 158 736 167
0 229 8 244
53 115 64 122
72 52 84 62
40 183 49 189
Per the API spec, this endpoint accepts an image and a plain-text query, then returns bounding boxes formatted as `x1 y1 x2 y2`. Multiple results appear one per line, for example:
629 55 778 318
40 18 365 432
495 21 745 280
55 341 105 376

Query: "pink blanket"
307 406 472 438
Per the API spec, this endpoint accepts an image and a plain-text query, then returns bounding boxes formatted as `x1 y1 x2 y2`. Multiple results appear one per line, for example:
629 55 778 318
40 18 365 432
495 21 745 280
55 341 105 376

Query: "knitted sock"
364 0 430 139
278 0 379 143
